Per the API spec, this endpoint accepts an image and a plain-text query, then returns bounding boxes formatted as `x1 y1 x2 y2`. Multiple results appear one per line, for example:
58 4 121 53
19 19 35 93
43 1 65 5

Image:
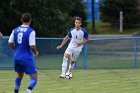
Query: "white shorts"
65 48 81 61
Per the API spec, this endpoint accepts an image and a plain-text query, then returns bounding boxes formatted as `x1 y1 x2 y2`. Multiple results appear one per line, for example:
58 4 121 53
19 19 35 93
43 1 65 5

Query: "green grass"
0 69 140 93
86 21 140 34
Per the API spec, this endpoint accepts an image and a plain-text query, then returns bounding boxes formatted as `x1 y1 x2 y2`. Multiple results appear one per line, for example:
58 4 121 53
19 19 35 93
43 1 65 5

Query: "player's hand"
0 32 3 38
57 45 62 50
35 51 39 57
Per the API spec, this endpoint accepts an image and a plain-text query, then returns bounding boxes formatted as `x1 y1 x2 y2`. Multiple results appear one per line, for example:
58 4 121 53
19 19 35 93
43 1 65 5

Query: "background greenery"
100 0 140 29
0 0 86 37
0 0 140 37
86 21 140 34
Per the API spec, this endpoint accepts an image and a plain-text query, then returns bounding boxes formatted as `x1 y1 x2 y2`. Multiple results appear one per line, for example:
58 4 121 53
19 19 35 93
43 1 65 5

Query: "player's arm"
29 31 39 57
8 43 15 49
57 35 69 49
30 46 38 57
0 32 3 38
8 30 15 49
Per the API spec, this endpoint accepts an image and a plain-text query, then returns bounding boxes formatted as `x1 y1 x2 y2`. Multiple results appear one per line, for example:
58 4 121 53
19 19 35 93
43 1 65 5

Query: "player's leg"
26 74 37 93
60 47 72 78
14 73 24 93
25 63 37 93
60 53 70 78
67 61 75 73
68 51 81 73
14 63 24 93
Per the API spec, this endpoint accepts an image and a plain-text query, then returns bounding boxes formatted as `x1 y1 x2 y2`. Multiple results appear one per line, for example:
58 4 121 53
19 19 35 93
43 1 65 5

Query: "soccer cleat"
26 89 32 93
59 74 65 78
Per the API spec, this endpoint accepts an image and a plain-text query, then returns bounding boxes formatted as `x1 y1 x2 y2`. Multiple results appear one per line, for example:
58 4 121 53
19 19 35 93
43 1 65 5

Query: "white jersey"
67 27 88 51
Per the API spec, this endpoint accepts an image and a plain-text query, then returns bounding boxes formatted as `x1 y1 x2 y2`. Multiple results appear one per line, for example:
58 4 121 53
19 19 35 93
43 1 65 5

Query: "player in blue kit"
57 17 89 78
8 13 39 93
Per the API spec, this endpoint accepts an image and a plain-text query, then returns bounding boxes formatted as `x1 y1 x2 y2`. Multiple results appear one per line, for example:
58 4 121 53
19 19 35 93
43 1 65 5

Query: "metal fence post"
120 11 123 32
83 43 87 70
134 39 138 69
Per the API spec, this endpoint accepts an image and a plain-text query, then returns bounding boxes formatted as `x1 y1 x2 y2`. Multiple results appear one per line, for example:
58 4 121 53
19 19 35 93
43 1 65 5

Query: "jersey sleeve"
84 31 88 39
67 30 72 38
82 28 89 39
29 31 36 46
67 28 75 38
8 30 14 43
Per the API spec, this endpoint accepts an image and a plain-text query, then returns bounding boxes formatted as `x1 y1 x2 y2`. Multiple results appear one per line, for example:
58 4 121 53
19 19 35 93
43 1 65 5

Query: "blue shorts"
14 62 37 74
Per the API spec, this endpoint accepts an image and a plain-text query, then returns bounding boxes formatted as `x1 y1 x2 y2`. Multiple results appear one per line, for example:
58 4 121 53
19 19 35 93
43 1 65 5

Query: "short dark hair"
75 16 82 22
21 13 32 23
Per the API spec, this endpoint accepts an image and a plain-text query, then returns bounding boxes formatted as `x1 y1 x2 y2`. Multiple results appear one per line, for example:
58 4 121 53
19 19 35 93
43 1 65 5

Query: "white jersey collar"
21 25 29 27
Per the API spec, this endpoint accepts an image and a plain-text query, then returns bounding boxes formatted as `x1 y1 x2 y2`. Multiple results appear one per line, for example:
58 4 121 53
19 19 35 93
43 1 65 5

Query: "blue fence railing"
86 37 140 69
0 37 140 69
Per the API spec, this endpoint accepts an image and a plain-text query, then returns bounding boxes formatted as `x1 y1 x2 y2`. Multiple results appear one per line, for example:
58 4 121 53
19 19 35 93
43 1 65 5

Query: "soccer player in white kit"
57 17 89 78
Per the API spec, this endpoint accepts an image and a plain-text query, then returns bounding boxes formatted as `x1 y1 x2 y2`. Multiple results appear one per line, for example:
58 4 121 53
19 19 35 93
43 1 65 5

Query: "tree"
100 0 140 28
0 0 86 37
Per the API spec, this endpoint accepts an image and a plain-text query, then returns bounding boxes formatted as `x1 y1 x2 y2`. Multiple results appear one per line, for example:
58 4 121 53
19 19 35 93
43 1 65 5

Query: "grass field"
0 69 140 93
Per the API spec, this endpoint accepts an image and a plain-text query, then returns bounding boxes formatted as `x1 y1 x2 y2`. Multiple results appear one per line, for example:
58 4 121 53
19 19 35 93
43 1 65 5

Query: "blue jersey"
13 26 34 64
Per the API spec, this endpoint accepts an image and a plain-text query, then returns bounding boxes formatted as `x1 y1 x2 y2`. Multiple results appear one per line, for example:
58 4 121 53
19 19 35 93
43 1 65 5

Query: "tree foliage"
0 0 86 37
100 0 140 28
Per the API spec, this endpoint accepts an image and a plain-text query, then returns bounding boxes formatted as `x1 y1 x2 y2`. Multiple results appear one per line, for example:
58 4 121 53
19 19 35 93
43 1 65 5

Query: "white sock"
68 64 74 73
61 57 68 75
